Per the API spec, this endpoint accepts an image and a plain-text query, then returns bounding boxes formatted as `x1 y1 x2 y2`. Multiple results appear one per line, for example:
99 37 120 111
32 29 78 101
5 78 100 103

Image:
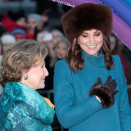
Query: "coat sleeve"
6 100 53 131
117 56 131 130
54 60 103 129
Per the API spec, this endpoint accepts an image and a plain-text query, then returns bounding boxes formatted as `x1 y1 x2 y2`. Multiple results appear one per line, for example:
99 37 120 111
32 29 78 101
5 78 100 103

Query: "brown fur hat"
61 3 112 43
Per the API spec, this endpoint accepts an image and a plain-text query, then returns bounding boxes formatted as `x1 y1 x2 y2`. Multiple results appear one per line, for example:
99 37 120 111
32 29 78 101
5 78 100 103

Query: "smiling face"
55 42 68 59
21 61 49 90
36 31 49 45
3 43 13 53
78 29 103 56
52 31 63 45
26 17 38 33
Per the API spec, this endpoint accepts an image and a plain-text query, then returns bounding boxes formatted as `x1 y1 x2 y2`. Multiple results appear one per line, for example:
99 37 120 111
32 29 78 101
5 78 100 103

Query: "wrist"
95 95 101 103
95 95 102 107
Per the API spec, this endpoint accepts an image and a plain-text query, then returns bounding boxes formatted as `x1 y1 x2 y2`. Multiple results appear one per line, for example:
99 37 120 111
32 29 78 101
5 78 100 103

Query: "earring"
24 75 28 80
78 40 80 44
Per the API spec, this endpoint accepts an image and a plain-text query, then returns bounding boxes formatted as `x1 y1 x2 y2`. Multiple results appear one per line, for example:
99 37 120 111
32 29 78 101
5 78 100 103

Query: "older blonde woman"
0 40 55 131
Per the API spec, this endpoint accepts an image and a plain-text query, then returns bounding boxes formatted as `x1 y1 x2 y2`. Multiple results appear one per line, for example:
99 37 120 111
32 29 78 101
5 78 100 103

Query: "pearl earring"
24 75 28 80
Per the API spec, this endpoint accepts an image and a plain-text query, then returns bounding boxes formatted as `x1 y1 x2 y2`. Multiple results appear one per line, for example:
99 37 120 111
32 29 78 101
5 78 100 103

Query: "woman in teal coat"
0 40 55 131
54 3 131 131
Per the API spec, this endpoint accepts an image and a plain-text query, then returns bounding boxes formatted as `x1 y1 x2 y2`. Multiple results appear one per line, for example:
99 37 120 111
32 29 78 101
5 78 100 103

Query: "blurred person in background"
0 25 8 55
109 33 116 52
0 33 16 85
109 34 130 84
12 28 26 42
8 10 27 27
1 10 49 40
35 27 55 90
26 13 41 39
35 26 52 46
0 33 16 55
55 37 70 60
0 40 55 130
1 10 26 33
0 27 8 98
48 38 70 88
51 29 64 46
26 10 50 39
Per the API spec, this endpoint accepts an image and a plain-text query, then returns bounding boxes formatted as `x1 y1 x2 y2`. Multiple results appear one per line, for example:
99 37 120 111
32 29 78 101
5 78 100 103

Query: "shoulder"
54 59 71 72
54 59 73 81
112 55 121 68
55 59 68 67
112 55 120 62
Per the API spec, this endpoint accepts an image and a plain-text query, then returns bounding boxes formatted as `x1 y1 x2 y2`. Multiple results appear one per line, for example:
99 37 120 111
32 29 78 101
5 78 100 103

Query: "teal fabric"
0 82 55 131
123 0 131 7
54 50 131 131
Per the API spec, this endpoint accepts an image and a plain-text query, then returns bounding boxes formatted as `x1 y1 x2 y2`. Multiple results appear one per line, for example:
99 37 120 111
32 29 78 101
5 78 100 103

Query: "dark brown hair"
0 39 48 85
66 34 113 72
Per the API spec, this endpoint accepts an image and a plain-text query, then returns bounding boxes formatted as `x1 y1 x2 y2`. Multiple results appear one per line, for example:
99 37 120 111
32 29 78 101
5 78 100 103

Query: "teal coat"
0 82 55 131
54 50 131 131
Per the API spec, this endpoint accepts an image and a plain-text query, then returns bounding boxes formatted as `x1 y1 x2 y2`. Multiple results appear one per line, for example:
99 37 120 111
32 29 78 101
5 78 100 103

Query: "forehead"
27 17 38 22
35 59 45 66
52 31 61 36
37 31 49 37
83 29 101 33
18 17 26 21
57 42 67 48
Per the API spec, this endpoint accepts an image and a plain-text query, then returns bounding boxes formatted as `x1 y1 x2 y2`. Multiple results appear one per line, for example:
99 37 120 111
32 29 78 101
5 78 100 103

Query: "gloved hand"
89 76 118 108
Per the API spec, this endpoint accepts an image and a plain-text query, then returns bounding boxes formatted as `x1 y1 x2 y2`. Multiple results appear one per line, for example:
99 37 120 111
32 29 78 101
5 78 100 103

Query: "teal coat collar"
81 49 105 67
0 82 55 130
3 82 55 124
4 82 54 110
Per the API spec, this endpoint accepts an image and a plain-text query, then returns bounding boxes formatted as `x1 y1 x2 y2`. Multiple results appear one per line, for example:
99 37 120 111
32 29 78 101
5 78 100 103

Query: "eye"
95 33 100 36
82 35 88 37
41 64 45 68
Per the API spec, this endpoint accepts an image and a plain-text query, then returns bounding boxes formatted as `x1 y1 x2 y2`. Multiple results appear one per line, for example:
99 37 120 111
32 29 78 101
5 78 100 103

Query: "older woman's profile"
0 40 55 131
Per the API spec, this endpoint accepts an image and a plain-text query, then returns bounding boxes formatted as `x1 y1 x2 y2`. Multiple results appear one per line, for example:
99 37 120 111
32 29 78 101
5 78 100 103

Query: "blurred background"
0 0 131 131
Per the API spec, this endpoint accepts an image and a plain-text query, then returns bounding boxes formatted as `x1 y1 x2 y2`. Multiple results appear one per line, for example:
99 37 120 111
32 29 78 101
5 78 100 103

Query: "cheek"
63 49 67 54
29 70 43 84
56 49 61 54
79 37 87 44
96 35 103 43
37 37 42 42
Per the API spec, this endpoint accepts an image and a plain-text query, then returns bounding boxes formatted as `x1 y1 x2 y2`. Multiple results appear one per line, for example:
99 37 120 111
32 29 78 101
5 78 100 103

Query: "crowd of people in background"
0 9 70 96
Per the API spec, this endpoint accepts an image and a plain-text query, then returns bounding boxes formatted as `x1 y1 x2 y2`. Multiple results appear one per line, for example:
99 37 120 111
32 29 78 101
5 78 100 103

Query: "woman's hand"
89 76 118 108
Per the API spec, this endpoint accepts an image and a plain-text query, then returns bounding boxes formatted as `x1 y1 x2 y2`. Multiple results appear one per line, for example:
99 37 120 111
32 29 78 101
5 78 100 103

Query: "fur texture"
89 84 114 108
61 3 112 43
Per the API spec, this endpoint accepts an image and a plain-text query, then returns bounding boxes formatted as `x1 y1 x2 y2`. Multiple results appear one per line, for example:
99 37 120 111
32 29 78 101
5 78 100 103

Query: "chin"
41 86 45 89
39 84 45 89
58 56 62 59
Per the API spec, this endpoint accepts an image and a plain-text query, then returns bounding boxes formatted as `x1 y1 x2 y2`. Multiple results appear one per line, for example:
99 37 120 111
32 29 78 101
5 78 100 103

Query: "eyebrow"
82 31 100 34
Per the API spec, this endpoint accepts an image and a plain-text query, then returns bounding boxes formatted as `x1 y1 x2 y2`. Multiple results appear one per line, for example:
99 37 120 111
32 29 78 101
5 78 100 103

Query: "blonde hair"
0 39 48 84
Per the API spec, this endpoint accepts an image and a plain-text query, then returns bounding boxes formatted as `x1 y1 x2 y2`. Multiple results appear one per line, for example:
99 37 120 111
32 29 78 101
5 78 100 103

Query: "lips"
42 78 45 80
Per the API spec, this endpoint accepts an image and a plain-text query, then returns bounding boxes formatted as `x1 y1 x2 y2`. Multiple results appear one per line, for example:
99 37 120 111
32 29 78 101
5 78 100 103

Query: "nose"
44 67 49 77
89 36 95 44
